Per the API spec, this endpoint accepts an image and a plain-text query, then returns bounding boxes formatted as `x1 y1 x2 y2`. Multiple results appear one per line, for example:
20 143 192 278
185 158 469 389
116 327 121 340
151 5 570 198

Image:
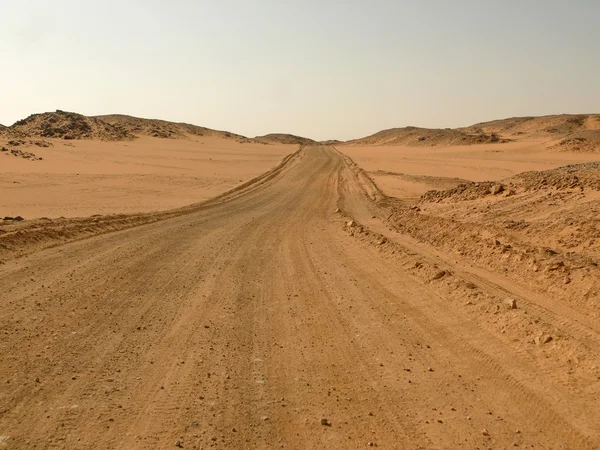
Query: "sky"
1 0 599 140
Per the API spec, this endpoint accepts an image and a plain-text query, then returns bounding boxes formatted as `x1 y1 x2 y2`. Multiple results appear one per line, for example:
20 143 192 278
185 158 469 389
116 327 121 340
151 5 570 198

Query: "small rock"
504 298 517 309
377 237 387 245
534 335 553 345
335 208 341 213
346 220 356 228
431 270 447 281
491 184 504 195
320 417 331 426
175 441 184 448
482 429 490 436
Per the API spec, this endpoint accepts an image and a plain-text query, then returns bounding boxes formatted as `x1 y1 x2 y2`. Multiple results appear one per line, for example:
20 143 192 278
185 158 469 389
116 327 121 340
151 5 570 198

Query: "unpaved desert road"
1 146 598 449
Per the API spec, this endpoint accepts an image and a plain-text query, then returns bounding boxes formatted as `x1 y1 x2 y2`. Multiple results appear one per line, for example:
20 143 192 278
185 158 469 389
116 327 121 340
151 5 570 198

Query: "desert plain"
1 111 600 449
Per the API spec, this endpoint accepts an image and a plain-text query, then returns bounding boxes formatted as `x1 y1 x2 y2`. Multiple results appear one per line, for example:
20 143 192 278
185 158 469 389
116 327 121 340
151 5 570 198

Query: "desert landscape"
1 110 600 449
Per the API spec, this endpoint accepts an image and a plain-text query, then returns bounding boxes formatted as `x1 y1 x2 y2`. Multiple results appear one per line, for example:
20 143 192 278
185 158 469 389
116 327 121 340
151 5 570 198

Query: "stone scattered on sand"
346 220 355 228
491 184 504 195
431 270 447 280
534 335 553 345
504 298 518 309
320 417 331 426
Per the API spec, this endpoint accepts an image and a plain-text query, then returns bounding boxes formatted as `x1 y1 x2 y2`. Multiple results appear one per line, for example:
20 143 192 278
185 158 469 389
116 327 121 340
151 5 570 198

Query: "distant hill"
254 133 316 145
345 114 600 151
96 114 250 142
10 111 134 141
461 114 600 137
345 126 507 147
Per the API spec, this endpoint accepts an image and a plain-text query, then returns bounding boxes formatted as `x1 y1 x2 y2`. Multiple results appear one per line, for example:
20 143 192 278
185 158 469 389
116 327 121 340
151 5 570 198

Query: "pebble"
432 270 447 280
320 418 331 426
504 298 518 309
482 429 490 436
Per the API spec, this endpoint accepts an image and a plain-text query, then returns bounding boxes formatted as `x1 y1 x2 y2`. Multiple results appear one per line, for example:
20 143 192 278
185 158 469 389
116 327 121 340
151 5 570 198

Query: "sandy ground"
0 137 293 219
1 146 600 449
341 139 600 201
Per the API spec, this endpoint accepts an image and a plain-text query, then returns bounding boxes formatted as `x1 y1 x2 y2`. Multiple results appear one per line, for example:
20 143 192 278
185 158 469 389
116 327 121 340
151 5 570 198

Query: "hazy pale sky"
2 0 599 140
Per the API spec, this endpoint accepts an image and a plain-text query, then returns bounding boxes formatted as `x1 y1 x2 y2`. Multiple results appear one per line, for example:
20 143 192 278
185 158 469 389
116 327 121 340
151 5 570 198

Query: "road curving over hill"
1 146 599 449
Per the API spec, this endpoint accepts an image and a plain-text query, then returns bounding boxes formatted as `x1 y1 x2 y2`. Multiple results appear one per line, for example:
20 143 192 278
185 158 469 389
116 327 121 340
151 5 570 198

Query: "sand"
0 136 294 218
2 146 600 449
340 138 600 201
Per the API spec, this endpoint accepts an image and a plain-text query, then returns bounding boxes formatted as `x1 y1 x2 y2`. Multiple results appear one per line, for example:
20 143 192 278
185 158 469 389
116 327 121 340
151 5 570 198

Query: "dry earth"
2 143 600 450
0 136 293 219
341 140 600 202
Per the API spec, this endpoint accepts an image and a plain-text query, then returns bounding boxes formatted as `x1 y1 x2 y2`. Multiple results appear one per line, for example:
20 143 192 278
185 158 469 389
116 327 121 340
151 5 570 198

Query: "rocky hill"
345 126 507 146
96 114 250 142
254 133 316 145
11 111 134 141
462 114 600 137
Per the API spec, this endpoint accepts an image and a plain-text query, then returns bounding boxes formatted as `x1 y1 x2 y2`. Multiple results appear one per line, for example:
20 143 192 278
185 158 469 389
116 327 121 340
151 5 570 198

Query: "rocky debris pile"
11 110 135 141
420 181 514 203
421 162 600 204
1 146 42 160
511 162 600 191
6 139 52 148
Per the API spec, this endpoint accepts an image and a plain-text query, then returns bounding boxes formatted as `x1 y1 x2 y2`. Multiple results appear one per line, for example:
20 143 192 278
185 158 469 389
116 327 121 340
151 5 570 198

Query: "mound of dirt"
421 162 600 204
254 133 316 145
421 164 600 205
11 110 135 141
346 126 508 147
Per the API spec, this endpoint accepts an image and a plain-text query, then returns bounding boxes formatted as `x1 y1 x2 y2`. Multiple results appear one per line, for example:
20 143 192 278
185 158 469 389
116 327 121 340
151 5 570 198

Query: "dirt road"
1 146 598 449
